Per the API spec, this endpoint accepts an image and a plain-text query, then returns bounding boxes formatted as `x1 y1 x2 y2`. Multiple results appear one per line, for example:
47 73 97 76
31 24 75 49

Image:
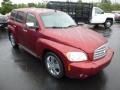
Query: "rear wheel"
104 20 113 29
9 33 18 48
44 52 64 79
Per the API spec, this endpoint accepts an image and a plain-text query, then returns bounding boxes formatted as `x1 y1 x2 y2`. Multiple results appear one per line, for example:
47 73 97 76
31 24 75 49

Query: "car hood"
104 13 115 18
42 26 107 53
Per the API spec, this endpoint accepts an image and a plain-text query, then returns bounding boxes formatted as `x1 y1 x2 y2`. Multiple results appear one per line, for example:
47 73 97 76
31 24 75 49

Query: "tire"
9 33 18 48
44 52 64 79
94 24 99 28
104 20 113 29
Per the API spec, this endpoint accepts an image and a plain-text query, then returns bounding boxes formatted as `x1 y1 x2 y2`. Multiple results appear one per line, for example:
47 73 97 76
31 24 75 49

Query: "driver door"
23 13 40 53
92 7 105 23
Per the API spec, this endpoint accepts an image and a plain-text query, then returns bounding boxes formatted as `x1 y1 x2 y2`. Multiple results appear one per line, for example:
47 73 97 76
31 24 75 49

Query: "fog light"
80 74 84 78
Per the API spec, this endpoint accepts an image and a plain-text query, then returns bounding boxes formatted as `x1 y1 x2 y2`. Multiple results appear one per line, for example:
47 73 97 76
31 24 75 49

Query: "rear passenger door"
92 7 105 23
8 10 17 34
15 11 26 46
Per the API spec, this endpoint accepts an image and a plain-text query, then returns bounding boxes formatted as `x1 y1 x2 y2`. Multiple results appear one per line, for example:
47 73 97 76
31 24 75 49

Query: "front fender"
35 38 68 59
35 38 70 72
35 38 82 59
35 38 84 75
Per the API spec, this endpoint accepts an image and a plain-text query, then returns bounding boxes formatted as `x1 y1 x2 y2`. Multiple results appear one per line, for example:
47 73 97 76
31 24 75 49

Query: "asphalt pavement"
0 24 120 90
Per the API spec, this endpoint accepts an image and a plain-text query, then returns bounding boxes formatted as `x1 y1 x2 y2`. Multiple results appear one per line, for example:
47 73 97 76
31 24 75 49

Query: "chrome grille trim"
94 43 108 60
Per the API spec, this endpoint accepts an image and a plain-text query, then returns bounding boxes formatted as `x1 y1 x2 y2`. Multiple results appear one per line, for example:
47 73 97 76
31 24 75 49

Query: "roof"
14 8 60 14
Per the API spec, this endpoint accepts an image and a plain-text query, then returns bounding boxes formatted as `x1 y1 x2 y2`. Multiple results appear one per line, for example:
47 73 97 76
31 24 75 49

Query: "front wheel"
44 52 64 79
104 20 113 29
9 33 18 48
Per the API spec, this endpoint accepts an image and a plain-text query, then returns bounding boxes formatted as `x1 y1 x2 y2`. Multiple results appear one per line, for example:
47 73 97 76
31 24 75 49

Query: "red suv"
8 8 114 79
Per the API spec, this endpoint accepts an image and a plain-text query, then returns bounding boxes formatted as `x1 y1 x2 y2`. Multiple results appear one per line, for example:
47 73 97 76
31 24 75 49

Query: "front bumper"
66 48 114 79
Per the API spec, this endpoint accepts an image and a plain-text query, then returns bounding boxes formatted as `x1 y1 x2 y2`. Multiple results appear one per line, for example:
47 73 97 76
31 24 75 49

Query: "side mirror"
101 12 104 14
26 22 34 27
26 22 39 30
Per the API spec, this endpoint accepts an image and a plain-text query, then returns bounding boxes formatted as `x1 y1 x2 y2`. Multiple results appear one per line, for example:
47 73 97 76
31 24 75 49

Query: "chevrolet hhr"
8 8 114 79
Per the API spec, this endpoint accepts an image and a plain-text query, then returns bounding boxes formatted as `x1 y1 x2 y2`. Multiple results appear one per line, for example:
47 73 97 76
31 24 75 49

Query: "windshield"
41 12 77 28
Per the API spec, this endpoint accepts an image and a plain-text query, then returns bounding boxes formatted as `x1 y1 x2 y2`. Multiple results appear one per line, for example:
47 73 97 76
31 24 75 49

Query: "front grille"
94 43 108 60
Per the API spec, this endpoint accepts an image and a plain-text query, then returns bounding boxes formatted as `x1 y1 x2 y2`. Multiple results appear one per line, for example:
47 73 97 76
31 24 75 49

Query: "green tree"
99 3 112 12
1 0 14 14
28 3 36 7
101 0 111 3
17 3 28 8
78 0 82 3
36 3 46 8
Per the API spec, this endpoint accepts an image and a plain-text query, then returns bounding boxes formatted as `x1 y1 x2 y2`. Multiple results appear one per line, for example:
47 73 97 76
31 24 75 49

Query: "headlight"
66 52 88 62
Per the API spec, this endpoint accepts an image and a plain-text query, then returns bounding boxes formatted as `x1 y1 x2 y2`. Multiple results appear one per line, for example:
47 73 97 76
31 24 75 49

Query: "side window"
10 10 17 20
26 13 38 27
15 11 26 23
95 8 104 14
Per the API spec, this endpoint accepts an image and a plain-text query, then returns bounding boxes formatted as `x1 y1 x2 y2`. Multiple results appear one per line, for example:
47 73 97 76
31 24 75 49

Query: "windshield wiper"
47 26 64 29
52 27 63 28
46 25 77 29
66 25 77 28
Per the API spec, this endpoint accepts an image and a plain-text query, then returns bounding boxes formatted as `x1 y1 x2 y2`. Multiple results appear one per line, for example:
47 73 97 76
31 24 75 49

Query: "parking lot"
0 24 120 90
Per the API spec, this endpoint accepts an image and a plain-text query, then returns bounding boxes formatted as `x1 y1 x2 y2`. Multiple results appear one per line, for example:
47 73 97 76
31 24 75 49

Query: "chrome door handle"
23 29 27 32
13 25 16 28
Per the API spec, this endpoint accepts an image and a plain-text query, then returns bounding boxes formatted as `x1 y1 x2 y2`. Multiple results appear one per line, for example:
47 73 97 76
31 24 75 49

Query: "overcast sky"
0 0 120 4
